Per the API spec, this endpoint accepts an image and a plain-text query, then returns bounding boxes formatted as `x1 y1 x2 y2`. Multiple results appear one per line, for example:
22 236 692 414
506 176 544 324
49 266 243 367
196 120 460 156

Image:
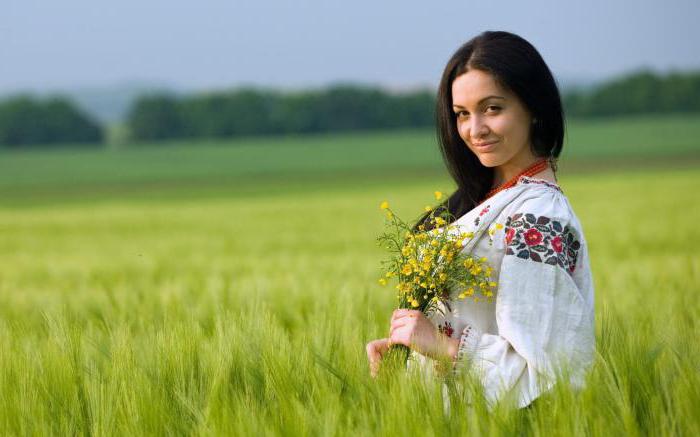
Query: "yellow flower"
434 217 446 226
434 191 443 200
495 223 504 230
489 281 497 287
380 201 389 210
430 240 439 247
386 211 393 219
401 264 413 275
411 299 420 308
398 282 411 292
378 278 387 286
424 205 433 212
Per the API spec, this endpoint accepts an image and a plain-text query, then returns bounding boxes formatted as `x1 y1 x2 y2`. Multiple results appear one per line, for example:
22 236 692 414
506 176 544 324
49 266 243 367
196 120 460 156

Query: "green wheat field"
1 114 699 435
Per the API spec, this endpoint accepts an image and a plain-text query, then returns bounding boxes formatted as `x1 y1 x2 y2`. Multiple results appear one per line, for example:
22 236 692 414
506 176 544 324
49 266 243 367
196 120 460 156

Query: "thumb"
366 339 390 377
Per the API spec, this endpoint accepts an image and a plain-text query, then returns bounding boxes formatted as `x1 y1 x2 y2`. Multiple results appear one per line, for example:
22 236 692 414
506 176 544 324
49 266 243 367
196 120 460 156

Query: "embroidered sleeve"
504 213 581 274
455 323 481 365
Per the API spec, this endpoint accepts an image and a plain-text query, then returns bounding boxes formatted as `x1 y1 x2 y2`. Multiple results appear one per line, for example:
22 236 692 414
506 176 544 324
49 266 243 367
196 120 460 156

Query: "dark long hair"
414 31 565 231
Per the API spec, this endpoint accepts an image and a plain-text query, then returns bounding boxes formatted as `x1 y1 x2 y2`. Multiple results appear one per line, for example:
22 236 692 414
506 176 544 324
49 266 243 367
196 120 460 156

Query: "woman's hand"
366 338 390 378
389 309 460 361
365 310 460 378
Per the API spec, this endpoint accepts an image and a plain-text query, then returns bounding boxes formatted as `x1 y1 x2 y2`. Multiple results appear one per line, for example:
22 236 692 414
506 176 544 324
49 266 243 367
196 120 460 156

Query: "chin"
476 155 503 168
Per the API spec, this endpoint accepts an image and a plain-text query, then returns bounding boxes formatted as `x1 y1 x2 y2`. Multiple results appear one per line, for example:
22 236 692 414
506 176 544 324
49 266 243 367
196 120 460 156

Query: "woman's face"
451 69 536 178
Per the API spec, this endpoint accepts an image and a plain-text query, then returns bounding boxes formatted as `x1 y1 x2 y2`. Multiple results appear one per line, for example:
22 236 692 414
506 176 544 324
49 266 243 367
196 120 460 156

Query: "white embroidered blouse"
408 176 595 409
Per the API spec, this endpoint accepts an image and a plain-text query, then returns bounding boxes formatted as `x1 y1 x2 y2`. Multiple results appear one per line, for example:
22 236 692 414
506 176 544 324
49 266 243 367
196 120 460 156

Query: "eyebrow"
452 95 506 109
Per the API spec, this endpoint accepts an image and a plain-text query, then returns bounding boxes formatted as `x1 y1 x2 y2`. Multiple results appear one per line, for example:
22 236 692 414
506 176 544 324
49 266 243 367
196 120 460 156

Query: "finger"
390 314 417 330
366 343 376 361
374 338 390 355
389 318 416 337
393 310 418 321
370 359 380 378
367 340 389 378
393 309 411 318
366 341 382 362
389 327 412 347
390 318 409 330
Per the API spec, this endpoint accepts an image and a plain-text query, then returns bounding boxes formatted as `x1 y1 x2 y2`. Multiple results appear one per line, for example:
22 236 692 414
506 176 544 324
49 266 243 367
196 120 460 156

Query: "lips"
471 140 498 151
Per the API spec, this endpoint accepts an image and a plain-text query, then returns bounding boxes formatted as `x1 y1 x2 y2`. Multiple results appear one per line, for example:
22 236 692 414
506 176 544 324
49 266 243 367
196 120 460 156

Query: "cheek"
489 116 510 137
456 120 469 141
492 114 528 142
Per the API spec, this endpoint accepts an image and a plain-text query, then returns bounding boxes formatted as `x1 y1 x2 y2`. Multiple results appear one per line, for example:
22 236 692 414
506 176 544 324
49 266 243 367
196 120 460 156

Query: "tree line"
563 70 700 117
0 96 102 148
1 70 699 148
127 86 436 141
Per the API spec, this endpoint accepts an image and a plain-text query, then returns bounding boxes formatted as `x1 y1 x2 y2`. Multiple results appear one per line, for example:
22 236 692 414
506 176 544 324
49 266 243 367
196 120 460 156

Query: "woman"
366 31 595 409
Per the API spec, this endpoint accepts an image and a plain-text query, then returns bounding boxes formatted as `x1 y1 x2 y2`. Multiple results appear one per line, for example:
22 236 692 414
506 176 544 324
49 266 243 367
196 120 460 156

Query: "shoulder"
498 178 585 274
501 177 574 224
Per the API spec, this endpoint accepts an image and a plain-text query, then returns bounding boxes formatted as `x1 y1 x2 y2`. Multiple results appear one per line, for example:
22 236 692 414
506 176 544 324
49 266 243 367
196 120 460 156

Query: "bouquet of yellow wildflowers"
376 191 497 367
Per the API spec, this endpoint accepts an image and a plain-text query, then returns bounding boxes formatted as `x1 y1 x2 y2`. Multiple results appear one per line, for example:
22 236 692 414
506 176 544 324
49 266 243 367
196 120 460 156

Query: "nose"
469 115 490 140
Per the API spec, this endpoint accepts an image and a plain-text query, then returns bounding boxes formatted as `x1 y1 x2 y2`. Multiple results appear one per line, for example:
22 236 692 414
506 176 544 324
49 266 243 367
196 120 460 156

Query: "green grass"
0 115 699 435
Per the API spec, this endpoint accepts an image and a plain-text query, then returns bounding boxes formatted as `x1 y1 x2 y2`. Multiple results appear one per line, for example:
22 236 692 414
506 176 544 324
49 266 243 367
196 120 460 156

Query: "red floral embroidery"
474 204 491 226
552 236 563 253
438 321 454 338
505 227 516 244
504 213 581 274
524 228 543 246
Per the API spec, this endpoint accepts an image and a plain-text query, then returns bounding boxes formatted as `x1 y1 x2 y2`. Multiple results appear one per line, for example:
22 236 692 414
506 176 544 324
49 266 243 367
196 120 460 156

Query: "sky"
2 0 699 93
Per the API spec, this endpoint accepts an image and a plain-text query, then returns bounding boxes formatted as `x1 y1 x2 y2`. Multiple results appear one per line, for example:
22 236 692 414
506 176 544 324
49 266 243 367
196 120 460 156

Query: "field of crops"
1 115 699 435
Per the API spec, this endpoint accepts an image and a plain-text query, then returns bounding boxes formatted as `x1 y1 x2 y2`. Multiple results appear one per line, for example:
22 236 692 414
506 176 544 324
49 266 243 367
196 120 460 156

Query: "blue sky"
3 0 699 93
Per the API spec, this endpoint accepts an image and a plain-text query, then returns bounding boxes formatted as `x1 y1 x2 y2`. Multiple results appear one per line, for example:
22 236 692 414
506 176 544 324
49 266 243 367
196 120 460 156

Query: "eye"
485 105 501 113
454 110 469 118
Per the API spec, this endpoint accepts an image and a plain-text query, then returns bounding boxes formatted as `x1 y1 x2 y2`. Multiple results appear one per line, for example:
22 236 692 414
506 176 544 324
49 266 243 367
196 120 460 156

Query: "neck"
493 156 543 187
482 158 557 202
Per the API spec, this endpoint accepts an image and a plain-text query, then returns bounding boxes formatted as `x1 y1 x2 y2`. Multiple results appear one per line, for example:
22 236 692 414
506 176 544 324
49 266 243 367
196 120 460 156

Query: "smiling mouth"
472 141 498 149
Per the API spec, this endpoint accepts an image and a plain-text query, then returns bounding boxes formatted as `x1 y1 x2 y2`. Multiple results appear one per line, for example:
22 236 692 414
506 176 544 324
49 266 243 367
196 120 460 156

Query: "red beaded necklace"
483 159 550 201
